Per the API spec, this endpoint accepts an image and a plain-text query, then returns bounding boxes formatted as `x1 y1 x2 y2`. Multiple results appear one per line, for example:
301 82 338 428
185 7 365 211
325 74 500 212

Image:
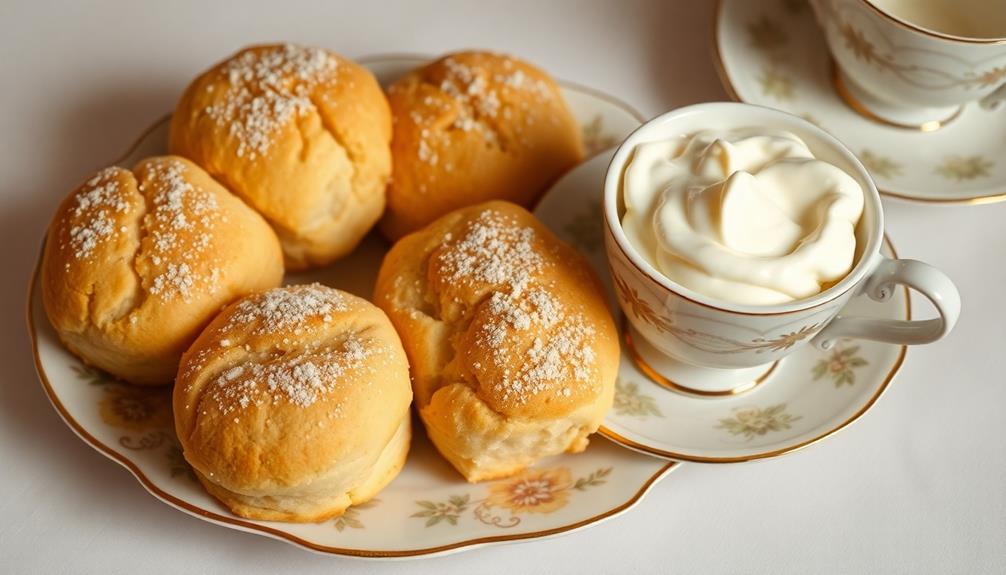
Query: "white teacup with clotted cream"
603 102 960 396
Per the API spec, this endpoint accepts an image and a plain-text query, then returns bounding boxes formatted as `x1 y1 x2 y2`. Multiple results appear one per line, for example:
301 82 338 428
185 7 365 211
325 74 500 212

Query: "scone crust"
193 417 410 522
380 51 584 240
41 156 283 385
174 284 413 522
374 201 617 482
169 43 392 269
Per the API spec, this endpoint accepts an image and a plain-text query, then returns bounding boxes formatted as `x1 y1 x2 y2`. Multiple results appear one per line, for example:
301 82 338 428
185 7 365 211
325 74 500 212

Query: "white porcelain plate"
714 0 1006 204
27 55 676 559
538 150 909 463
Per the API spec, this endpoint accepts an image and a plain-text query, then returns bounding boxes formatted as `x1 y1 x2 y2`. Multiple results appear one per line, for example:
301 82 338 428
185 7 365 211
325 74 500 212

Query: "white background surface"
2 1 1003 573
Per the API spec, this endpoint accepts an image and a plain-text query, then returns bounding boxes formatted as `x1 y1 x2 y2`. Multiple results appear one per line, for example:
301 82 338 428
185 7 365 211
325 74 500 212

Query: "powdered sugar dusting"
142 159 223 301
477 287 597 404
434 208 598 404
399 54 557 168
206 334 381 411
226 283 347 337
435 209 543 297
180 284 351 387
205 44 339 160
196 285 391 411
64 168 132 260
61 160 226 302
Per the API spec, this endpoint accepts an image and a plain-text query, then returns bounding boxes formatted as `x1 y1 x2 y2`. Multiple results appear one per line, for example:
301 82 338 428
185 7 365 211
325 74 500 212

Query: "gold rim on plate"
710 0 1006 206
25 55 673 559
600 235 910 463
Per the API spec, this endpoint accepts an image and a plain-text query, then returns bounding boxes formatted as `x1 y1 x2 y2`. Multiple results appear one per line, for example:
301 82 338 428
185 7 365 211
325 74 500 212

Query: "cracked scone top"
169 44 392 270
380 51 584 241
174 284 412 522
41 156 283 385
374 201 618 482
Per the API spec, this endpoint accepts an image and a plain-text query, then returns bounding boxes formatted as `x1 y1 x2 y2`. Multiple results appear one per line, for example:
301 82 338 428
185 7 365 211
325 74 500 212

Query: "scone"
174 284 412 522
169 43 392 270
380 51 584 240
374 201 617 482
41 156 284 385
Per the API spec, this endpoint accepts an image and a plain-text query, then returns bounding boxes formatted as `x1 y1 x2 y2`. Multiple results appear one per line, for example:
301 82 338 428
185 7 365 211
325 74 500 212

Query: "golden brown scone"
41 156 284 385
374 201 617 482
174 284 413 522
169 44 392 270
380 51 584 241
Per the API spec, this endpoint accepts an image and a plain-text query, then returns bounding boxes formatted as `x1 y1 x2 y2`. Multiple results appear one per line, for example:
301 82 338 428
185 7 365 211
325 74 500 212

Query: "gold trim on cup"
710 0 1006 205
601 237 911 464
623 319 778 397
831 63 962 132
25 66 675 557
856 0 1006 45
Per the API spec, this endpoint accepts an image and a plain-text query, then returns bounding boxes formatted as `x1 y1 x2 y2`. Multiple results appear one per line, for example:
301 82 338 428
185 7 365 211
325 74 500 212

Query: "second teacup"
810 0 1006 130
603 102 960 397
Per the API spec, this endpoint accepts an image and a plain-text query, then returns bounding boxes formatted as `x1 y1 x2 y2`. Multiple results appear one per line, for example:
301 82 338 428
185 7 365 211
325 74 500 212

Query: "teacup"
602 102 960 397
809 0 1006 130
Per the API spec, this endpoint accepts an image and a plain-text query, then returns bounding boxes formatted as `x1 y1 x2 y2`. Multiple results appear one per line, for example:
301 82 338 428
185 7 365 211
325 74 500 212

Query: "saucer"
27 55 677 559
713 0 1006 205
536 150 909 463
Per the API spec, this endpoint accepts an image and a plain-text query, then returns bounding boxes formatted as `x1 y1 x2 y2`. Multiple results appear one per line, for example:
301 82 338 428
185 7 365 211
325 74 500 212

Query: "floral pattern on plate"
411 467 611 529
74 365 194 480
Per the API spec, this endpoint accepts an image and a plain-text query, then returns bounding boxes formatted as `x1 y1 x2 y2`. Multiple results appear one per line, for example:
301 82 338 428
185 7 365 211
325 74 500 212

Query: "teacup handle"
812 257 960 350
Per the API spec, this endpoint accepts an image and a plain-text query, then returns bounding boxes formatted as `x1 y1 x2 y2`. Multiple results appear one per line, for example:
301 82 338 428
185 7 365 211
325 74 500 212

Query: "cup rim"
858 0 1006 45
602 101 884 317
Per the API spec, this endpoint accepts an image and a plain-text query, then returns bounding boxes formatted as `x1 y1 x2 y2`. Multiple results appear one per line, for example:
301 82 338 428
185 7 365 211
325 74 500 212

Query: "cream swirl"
620 128 864 306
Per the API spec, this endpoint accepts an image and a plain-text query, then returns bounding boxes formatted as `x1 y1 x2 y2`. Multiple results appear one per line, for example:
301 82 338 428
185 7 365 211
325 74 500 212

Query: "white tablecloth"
3 1 1003 573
